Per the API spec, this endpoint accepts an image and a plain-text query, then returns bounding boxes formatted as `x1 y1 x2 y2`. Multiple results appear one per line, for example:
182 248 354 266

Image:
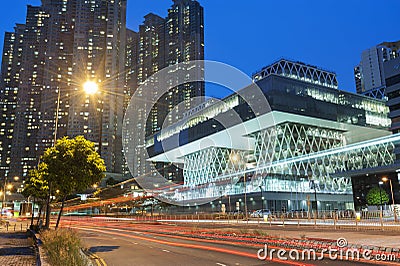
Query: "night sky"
1 1 399 98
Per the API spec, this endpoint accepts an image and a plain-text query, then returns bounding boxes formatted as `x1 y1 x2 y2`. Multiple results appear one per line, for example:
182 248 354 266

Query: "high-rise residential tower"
66 0 127 174
355 41 400 94
0 0 127 179
8 6 49 179
161 0 205 128
129 0 205 182
384 57 400 161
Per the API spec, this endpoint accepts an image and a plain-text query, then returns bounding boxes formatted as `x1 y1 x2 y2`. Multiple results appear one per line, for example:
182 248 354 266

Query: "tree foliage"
366 187 389 206
105 177 118 187
25 135 106 229
22 163 49 200
42 136 106 196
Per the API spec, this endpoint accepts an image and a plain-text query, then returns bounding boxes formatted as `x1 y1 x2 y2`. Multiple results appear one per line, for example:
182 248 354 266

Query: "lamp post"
1 178 13 215
182 195 185 214
310 180 318 218
83 81 102 156
243 174 248 220
259 185 264 211
54 88 61 143
45 88 61 228
1 176 6 211
378 181 384 209
382 177 397 222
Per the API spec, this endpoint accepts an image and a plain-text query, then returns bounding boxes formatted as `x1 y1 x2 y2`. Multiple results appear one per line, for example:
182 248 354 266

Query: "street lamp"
83 80 103 156
259 185 264 211
379 181 384 209
310 180 318 218
1 179 13 214
382 177 397 222
83 81 99 95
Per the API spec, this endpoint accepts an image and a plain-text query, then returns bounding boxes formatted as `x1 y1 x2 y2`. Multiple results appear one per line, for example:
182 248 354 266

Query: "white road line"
162 249 170 253
216 263 227 266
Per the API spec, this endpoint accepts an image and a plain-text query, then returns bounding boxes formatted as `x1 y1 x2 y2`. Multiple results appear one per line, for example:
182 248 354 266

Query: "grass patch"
253 229 269 236
239 228 249 235
190 225 199 233
41 228 86 266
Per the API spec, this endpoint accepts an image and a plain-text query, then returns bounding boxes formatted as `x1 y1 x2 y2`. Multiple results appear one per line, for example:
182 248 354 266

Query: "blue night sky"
1 1 399 98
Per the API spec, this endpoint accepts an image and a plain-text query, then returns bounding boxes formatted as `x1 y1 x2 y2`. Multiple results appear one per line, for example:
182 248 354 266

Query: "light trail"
68 224 313 266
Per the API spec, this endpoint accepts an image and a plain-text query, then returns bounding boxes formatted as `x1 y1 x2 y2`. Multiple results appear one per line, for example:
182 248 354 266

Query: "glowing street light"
83 80 103 156
83 81 99 95
382 177 398 222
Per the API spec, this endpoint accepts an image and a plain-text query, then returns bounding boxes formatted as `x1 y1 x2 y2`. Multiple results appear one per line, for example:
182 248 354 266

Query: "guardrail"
62 209 400 231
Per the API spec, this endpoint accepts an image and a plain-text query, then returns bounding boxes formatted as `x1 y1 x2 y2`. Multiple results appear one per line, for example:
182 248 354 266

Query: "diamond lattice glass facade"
144 59 397 209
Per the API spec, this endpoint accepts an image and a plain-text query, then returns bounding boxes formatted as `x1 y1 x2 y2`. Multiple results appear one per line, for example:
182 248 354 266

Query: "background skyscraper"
0 0 127 179
0 0 204 184
354 41 400 94
129 0 205 182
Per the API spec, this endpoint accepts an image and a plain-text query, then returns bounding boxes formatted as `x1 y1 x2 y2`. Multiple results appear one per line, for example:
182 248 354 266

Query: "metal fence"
64 209 400 231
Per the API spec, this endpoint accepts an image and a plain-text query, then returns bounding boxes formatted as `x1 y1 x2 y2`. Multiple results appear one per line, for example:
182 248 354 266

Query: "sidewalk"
0 232 36 266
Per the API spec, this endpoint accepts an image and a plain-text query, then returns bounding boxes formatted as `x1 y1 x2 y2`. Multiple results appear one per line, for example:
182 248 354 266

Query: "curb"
28 229 104 266
27 229 50 266
83 249 107 266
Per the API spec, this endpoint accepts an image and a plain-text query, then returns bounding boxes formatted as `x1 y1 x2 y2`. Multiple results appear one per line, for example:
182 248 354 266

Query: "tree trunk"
36 204 43 226
45 182 52 229
55 196 66 229
30 198 35 228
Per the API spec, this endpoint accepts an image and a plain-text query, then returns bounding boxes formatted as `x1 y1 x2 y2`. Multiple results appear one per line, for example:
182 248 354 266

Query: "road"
61 218 398 266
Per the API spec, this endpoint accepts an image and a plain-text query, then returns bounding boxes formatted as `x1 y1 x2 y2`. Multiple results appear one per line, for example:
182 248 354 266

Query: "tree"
105 177 118 187
22 163 49 228
42 136 106 229
366 187 389 206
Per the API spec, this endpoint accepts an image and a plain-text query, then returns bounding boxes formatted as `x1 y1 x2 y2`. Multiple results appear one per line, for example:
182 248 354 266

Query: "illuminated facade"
1 6 49 178
130 0 205 181
0 1 127 178
384 57 400 161
354 41 400 94
146 59 396 210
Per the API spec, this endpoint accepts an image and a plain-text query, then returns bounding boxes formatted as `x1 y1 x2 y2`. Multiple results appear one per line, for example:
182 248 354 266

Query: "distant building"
0 0 127 179
355 41 400 94
1 6 48 179
384 57 400 160
346 54 400 211
129 0 205 182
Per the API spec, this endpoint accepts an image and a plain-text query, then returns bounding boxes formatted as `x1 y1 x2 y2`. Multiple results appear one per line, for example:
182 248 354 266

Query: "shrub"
40 228 86 266
253 229 268 236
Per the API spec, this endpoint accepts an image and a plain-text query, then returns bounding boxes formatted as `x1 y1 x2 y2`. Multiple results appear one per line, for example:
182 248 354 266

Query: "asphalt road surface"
64 219 396 266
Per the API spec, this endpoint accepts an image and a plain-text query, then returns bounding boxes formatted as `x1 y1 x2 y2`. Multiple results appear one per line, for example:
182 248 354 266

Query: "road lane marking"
162 249 170 253
216 263 226 266
71 226 313 266
84 249 107 266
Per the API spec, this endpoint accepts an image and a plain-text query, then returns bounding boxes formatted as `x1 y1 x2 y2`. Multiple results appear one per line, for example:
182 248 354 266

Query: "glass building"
144 59 398 212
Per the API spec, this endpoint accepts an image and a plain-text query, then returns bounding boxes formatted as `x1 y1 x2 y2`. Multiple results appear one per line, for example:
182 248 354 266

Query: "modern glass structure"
144 59 398 211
